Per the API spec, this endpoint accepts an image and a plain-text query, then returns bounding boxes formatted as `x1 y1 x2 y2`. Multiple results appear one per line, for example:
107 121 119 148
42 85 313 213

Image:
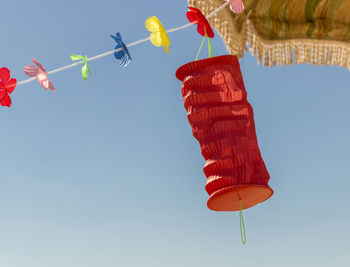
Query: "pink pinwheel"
225 0 244 14
23 58 56 92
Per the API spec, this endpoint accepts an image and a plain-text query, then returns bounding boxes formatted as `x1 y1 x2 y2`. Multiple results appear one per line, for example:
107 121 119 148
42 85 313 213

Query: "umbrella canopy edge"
189 0 350 70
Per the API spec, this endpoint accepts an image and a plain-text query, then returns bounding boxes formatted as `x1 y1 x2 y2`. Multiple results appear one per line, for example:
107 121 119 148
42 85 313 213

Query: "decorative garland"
0 0 244 108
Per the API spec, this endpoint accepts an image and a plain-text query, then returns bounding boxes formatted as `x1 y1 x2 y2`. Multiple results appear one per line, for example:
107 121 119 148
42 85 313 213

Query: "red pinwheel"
186 7 214 38
0 67 17 108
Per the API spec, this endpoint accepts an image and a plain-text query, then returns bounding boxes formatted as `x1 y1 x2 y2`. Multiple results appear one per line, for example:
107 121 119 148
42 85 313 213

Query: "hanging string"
239 200 247 245
9 1 230 89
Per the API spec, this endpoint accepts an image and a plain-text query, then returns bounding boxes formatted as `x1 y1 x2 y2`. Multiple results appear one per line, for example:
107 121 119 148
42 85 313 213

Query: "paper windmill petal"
225 0 244 14
0 67 11 83
145 16 171 53
70 54 85 61
70 54 91 80
111 32 132 68
23 58 56 92
0 92 11 107
23 65 39 77
0 67 17 108
32 58 46 73
187 7 214 38
81 64 91 80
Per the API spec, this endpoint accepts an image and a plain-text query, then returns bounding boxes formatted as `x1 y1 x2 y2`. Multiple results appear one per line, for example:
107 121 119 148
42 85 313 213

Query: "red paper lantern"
176 55 273 211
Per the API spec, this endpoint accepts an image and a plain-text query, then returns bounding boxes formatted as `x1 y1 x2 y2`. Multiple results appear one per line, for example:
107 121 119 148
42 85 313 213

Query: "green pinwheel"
70 54 91 80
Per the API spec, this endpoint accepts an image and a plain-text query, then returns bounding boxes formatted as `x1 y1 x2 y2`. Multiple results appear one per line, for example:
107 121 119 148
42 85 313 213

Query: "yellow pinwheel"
145 16 171 53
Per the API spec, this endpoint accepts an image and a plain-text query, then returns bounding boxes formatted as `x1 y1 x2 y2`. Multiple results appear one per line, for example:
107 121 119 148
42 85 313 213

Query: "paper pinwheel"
70 54 91 80
111 32 132 68
225 0 244 14
145 16 171 53
23 58 56 92
0 67 17 108
186 7 214 38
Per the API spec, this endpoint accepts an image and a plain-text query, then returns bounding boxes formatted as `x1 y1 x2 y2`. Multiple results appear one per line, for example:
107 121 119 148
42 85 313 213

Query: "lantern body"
176 55 273 211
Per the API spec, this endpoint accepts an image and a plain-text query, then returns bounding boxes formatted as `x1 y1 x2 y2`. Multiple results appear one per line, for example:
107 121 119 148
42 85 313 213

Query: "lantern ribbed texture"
176 55 273 211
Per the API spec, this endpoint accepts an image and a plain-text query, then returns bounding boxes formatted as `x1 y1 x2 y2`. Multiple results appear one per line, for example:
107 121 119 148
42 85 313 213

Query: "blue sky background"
1 0 350 266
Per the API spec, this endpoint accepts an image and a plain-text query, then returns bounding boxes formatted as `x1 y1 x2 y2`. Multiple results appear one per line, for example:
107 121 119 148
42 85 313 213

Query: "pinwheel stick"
14 1 229 88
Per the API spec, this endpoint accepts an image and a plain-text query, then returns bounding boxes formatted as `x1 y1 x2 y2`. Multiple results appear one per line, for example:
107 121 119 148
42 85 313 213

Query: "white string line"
15 1 229 87
207 1 229 18
167 23 193 33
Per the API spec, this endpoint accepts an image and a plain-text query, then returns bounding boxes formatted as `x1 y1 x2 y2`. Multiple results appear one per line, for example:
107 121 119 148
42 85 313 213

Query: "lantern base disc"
207 185 273 211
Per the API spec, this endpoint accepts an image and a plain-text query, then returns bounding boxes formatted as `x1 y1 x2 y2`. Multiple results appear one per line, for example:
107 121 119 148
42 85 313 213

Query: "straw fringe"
188 0 350 70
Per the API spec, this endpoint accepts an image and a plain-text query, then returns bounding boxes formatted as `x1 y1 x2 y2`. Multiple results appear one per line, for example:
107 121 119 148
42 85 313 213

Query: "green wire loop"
239 200 247 245
207 35 215 58
195 34 207 61
195 27 215 61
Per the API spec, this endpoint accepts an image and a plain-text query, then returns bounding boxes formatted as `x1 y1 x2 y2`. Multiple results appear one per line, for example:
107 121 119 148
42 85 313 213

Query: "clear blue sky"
1 0 350 266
